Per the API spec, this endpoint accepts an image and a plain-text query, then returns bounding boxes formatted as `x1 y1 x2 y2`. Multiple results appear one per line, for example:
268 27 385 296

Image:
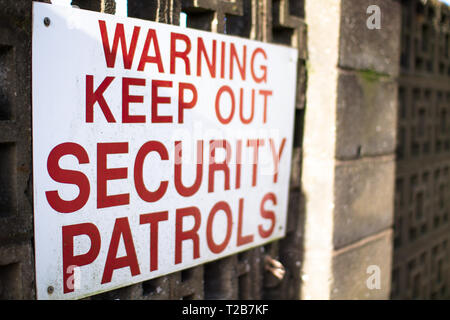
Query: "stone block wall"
301 0 400 299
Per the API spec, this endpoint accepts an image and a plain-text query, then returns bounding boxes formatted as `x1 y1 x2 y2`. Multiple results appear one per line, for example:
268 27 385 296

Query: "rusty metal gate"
392 0 450 300
0 0 306 300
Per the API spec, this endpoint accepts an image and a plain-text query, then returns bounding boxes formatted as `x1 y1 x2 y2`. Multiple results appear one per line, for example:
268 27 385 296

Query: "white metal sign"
32 2 298 299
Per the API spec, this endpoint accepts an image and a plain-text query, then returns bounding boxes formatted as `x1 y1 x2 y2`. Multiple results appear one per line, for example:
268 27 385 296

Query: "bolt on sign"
32 2 298 299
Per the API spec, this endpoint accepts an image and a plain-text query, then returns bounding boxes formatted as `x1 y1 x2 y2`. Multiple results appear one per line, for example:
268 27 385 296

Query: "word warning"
32 2 298 299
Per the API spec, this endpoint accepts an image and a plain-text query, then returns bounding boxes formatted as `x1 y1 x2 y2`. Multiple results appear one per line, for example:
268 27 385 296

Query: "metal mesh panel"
392 0 450 300
0 0 36 299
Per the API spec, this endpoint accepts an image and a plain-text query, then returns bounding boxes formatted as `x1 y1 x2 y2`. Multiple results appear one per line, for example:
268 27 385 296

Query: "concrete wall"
301 0 400 299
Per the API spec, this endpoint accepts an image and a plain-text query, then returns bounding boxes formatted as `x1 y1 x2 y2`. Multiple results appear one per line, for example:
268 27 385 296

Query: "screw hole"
47 286 54 295
44 17 51 27
356 145 362 157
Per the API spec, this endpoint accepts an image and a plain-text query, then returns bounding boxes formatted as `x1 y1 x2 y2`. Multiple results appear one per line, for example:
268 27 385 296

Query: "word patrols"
53 137 286 293
32 2 298 299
